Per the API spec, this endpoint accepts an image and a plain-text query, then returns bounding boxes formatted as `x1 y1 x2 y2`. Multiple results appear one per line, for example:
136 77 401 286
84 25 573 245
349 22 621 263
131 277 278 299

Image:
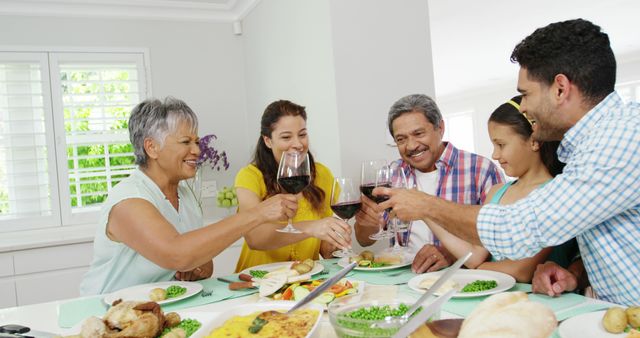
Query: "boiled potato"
627 306 640 327
292 261 312 274
149 287 167 301
361 250 374 261
602 306 627 333
303 258 315 268
165 312 182 328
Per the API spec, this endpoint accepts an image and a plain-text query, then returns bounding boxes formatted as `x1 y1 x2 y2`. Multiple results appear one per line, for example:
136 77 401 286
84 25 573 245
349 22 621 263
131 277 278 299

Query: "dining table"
0 258 618 337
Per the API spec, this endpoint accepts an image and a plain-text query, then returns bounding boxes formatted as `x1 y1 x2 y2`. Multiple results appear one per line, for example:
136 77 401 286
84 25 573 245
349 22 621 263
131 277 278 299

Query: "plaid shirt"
478 92 640 306
394 142 504 245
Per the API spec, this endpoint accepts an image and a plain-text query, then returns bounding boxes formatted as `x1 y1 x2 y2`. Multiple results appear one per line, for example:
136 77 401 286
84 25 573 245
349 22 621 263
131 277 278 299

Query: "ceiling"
428 0 640 97
0 0 259 22
2 0 638 97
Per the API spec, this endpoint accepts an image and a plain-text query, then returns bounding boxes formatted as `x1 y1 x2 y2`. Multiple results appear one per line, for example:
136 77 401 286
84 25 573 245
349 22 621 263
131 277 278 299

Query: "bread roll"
458 292 557 338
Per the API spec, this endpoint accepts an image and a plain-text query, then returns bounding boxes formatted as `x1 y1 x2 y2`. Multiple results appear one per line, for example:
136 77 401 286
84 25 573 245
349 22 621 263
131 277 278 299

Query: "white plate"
240 260 324 276
407 269 515 298
58 310 217 337
337 252 412 271
559 310 624 338
194 301 324 338
103 281 203 305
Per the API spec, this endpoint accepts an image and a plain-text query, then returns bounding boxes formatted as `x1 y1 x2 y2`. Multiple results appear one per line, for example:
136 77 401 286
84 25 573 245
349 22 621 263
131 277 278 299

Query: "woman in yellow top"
234 100 352 271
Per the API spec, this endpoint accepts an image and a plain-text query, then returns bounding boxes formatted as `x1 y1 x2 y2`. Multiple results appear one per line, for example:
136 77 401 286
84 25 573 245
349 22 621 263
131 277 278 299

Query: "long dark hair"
252 100 325 213
489 95 565 176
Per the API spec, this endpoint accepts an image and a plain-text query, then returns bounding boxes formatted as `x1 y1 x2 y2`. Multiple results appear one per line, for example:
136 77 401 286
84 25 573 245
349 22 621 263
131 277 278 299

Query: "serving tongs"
249 261 358 333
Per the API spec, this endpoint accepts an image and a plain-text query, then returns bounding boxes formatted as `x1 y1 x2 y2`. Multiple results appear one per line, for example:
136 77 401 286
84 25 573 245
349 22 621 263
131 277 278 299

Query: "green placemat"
57 278 257 328
58 295 107 328
442 284 585 318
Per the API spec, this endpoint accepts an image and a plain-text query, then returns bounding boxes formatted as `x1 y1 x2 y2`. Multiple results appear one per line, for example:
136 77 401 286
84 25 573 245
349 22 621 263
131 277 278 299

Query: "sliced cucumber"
313 291 336 304
293 286 311 301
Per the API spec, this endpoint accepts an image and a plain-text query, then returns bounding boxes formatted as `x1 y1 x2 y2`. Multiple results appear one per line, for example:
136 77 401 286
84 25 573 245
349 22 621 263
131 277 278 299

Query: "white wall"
241 0 341 173
0 15 247 219
329 0 436 180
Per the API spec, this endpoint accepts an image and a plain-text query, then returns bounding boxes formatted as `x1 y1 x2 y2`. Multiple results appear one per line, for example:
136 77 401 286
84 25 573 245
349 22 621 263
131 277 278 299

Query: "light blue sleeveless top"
488 179 577 268
80 168 202 295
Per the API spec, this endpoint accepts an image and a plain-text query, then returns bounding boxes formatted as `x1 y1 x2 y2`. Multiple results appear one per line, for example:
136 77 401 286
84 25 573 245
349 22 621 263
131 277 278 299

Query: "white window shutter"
0 52 60 231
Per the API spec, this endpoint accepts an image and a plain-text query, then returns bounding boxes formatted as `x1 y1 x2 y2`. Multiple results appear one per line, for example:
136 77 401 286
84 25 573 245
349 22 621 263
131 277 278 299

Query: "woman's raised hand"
253 194 298 223
306 217 352 251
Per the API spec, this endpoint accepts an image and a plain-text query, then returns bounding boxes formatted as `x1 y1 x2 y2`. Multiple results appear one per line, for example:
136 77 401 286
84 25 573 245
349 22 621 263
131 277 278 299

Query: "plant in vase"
188 133 230 208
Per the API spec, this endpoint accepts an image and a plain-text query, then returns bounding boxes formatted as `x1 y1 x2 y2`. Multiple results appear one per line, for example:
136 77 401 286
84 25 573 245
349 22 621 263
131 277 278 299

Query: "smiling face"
488 121 539 178
517 68 569 141
152 121 200 181
391 111 445 173
264 115 309 163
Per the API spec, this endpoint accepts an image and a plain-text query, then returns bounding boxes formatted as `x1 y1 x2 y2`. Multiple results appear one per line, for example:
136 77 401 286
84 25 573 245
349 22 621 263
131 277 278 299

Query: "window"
616 80 640 102
0 50 148 232
443 111 475 153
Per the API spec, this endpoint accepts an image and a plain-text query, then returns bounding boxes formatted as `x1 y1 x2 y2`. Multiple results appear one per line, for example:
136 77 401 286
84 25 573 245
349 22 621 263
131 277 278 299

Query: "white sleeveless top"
79 168 203 295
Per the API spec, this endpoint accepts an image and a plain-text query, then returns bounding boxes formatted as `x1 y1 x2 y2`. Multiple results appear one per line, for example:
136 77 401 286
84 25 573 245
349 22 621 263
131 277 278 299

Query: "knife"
286 261 358 314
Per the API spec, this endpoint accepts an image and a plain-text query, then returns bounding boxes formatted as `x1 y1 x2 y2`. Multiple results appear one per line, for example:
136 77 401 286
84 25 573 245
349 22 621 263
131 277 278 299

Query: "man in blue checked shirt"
376 19 640 306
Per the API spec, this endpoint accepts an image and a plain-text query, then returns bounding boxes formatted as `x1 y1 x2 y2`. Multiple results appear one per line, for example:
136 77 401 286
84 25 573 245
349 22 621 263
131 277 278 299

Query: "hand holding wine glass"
276 151 311 233
330 177 362 258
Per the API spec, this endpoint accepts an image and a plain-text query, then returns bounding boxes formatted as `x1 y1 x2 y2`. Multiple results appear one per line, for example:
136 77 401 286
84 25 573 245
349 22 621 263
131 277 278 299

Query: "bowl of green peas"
328 296 437 338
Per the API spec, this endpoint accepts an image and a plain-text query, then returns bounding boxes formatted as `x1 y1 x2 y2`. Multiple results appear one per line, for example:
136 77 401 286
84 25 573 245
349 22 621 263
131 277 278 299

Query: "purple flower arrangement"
198 134 230 171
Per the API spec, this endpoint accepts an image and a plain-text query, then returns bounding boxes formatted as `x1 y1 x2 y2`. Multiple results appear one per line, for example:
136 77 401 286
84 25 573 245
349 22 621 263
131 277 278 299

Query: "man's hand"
376 187 430 222
175 260 213 281
412 244 451 273
532 261 578 296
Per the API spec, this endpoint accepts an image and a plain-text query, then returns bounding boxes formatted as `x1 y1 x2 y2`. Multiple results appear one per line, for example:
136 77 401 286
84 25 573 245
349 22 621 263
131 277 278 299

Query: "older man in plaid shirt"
354 93 504 273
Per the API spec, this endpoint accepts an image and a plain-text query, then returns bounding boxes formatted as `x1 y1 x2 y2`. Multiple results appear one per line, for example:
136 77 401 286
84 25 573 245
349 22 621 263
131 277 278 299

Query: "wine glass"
330 177 362 258
276 151 310 233
388 162 415 252
361 159 393 240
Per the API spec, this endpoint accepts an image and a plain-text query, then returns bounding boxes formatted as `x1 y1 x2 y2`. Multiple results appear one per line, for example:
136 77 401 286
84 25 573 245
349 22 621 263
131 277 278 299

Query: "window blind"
0 56 57 228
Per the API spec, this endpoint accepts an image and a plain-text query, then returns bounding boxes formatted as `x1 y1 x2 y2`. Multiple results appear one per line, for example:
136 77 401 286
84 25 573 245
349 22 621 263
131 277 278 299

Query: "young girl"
234 100 351 272
426 95 577 282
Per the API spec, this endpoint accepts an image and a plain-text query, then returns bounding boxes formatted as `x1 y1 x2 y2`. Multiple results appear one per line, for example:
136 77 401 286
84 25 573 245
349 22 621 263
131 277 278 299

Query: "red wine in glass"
359 182 391 203
330 177 361 258
278 175 310 194
331 201 362 220
276 152 310 233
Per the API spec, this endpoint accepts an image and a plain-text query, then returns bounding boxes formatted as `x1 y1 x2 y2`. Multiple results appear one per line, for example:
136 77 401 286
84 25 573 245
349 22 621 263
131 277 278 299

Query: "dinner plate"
240 260 324 276
194 301 324 338
337 253 412 271
407 269 515 298
58 310 216 337
558 310 624 338
103 281 203 305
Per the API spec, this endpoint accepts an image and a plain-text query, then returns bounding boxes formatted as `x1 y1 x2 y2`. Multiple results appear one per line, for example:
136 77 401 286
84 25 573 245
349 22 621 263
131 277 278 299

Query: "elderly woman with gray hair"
80 97 297 295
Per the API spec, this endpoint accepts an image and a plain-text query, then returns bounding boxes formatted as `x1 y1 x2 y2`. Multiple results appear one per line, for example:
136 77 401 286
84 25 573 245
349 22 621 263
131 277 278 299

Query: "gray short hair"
387 94 443 136
128 97 199 167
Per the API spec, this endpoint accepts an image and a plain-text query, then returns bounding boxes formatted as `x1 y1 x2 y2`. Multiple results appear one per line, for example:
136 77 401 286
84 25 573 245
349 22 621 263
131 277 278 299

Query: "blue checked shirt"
478 92 640 306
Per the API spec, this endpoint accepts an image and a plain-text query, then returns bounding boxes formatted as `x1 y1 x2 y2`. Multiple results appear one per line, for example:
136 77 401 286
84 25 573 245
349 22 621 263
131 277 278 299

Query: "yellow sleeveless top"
234 162 334 272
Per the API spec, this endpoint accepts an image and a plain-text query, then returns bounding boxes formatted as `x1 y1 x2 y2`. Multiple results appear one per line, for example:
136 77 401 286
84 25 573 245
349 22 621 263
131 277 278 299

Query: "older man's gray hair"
387 94 443 136
128 97 199 167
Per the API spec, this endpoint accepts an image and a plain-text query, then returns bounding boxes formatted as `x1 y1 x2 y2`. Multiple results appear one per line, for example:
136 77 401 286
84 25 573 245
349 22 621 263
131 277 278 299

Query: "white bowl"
194 300 324 338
